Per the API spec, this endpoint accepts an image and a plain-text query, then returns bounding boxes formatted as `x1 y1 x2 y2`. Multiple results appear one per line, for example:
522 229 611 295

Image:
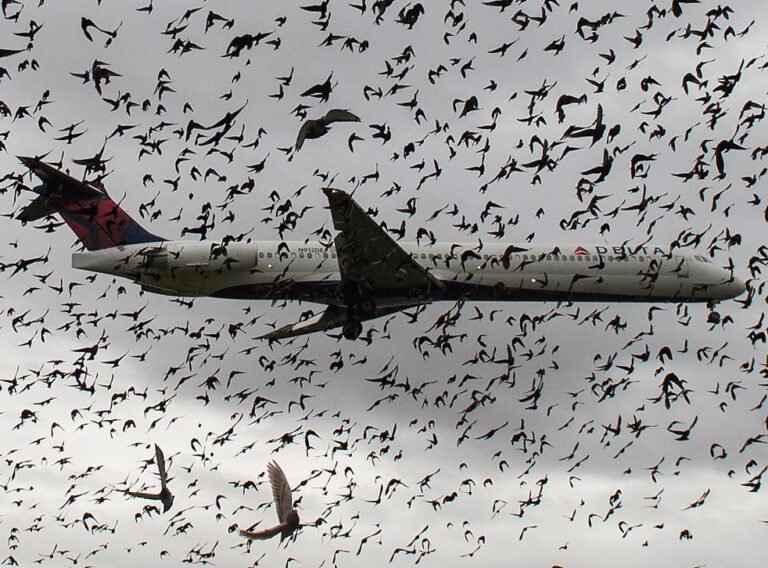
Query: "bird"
123 444 174 513
294 108 360 150
240 461 300 541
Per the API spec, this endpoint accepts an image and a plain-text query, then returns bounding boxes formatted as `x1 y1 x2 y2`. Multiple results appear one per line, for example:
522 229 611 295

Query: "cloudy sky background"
0 0 766 566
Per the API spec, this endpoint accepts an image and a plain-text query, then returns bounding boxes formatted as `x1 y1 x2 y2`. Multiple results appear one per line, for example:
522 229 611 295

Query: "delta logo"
574 246 589 255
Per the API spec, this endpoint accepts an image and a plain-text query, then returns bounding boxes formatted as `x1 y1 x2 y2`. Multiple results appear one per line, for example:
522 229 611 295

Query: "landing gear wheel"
706 301 721 324
342 319 363 340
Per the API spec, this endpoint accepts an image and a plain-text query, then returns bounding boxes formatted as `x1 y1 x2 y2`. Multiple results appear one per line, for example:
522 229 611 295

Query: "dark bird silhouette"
123 444 174 513
301 73 335 102
295 109 360 150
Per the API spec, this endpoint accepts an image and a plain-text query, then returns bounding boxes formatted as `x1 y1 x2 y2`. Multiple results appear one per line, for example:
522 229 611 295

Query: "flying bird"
240 461 300 541
123 444 174 513
295 108 360 150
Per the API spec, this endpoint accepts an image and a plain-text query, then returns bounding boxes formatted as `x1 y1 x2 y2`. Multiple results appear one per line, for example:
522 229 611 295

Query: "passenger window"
259 252 264 258
569 255 575 261
267 252 273 259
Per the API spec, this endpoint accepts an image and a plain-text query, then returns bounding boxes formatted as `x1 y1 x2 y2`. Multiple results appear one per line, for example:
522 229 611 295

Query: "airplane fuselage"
18 159 746 340
72 239 745 308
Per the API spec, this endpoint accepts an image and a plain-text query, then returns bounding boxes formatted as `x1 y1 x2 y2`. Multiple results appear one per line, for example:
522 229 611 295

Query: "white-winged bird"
240 461 300 541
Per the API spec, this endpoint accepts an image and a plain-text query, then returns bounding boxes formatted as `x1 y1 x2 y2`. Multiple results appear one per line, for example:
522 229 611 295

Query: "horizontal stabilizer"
18 156 104 198
17 194 57 223
18 156 164 250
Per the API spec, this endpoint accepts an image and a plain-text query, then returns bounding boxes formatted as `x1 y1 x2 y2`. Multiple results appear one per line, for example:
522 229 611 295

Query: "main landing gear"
342 317 363 340
340 283 376 341
342 299 377 340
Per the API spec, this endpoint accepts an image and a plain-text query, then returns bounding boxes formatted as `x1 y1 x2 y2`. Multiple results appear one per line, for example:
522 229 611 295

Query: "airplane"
15 156 745 341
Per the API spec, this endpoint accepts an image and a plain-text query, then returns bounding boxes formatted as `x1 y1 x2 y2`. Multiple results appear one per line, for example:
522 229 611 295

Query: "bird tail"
16 156 163 251
239 523 286 540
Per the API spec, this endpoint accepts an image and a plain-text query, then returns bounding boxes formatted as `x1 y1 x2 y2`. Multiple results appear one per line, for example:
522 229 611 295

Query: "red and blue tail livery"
17 156 163 251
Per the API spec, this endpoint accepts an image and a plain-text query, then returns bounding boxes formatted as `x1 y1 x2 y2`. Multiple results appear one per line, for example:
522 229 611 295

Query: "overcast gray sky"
0 0 766 566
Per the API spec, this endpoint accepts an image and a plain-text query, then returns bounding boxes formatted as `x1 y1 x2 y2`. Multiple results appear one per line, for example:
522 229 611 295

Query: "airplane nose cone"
715 275 746 300
730 275 746 298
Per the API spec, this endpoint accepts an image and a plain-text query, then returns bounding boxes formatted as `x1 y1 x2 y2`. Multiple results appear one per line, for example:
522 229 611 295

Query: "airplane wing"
322 187 444 294
258 304 408 341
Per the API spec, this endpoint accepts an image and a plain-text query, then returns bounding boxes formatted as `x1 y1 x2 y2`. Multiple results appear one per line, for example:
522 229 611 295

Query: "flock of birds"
0 0 766 566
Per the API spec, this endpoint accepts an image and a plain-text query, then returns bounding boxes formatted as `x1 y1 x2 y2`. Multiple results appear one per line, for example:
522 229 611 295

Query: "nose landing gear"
706 301 721 325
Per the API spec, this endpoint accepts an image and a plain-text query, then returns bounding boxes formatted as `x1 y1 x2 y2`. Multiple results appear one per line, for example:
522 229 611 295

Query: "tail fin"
17 156 163 251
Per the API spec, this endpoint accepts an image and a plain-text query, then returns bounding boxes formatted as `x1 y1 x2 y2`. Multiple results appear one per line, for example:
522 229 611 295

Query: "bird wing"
155 444 168 487
125 490 161 500
323 109 360 123
0 47 24 58
239 524 286 540
267 461 292 523
295 120 315 150
80 18 94 41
